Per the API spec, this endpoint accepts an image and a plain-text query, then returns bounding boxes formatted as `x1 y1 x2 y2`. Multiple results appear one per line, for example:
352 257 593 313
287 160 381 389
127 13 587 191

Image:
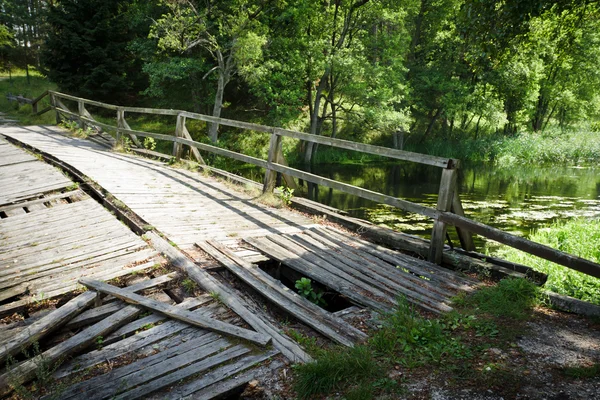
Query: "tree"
149 0 267 143
42 0 144 101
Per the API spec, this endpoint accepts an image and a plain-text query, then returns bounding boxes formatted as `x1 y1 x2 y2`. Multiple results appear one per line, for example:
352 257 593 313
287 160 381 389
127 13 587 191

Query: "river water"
288 162 600 250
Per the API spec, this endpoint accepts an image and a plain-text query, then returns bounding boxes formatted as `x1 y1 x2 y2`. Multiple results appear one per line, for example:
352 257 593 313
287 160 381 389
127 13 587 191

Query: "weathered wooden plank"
198 240 367 346
79 279 271 346
162 352 282 399
313 227 479 287
429 168 457 264
113 345 252 400
439 211 600 279
57 335 230 399
451 191 475 251
0 305 140 397
55 300 222 379
0 190 83 214
65 273 179 328
245 236 394 313
146 231 311 363
0 291 97 365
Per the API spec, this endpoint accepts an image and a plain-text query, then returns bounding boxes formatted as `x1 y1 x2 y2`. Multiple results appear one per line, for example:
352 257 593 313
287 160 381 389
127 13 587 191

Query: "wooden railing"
19 90 600 278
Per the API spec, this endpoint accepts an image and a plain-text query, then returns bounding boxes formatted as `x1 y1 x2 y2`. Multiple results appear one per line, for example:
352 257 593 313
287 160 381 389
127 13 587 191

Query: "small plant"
275 186 294 206
6 342 67 400
143 137 156 151
65 182 79 191
96 336 104 349
295 278 327 307
209 291 221 302
182 278 196 293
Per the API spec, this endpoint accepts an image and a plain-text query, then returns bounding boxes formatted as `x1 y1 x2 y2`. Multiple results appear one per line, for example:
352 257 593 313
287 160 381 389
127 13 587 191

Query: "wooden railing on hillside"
18 90 600 278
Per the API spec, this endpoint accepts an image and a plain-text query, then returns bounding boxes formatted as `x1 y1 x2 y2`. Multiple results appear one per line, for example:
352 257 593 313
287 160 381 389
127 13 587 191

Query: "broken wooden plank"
0 305 140 397
66 273 179 329
146 231 311 363
197 240 367 346
162 351 282 399
79 279 271 347
0 291 97 365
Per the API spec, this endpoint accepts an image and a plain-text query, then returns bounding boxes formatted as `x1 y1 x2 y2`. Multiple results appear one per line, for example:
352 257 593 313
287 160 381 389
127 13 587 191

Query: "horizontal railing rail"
16 90 600 279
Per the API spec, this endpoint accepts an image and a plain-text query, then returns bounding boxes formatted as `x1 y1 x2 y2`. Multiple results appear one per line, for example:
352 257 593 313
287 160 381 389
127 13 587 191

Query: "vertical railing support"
173 113 184 159
50 93 60 124
451 191 475 251
116 108 124 144
77 100 86 129
428 167 457 264
263 129 282 193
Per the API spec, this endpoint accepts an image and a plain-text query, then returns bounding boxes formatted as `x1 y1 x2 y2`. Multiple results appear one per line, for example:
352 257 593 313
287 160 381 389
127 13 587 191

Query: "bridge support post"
116 108 124 144
173 114 185 159
263 130 282 193
428 167 457 264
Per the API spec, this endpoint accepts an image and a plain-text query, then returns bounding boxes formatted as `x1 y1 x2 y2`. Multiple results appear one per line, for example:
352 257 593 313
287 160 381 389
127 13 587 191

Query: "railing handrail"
27 90 600 279
48 90 457 169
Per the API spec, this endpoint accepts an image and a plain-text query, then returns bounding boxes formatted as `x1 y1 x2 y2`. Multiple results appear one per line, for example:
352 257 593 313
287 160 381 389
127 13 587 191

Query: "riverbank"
495 218 600 305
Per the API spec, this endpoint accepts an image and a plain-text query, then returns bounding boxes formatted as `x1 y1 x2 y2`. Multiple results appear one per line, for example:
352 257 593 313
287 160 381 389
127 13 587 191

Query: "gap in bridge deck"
257 258 355 313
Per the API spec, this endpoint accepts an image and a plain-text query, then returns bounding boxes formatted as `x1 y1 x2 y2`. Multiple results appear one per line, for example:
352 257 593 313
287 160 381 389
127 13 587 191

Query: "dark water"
284 162 600 248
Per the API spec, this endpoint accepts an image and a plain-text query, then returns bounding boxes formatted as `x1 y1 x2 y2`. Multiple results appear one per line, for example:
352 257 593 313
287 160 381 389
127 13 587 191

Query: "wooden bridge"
0 91 599 398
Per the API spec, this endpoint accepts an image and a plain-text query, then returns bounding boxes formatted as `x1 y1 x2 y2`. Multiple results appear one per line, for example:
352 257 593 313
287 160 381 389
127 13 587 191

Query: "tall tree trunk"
304 71 329 164
208 71 225 143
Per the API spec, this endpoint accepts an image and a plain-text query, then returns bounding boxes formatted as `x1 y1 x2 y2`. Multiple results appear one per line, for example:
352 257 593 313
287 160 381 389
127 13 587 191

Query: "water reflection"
293 162 600 246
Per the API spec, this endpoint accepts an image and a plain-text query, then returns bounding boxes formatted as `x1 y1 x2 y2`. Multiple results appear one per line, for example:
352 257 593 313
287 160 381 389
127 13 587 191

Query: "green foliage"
293 345 380 399
295 277 327 307
370 299 470 367
496 218 600 305
458 278 541 320
6 342 67 399
42 0 146 101
563 363 600 379
181 278 196 293
275 186 294 206
143 137 157 151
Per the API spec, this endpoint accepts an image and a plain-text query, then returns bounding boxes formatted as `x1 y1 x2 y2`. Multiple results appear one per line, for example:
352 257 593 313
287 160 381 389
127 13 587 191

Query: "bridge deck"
1 125 481 314
0 139 161 317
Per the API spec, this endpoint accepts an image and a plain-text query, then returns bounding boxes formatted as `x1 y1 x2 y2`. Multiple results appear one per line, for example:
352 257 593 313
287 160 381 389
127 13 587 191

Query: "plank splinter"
78 279 271 347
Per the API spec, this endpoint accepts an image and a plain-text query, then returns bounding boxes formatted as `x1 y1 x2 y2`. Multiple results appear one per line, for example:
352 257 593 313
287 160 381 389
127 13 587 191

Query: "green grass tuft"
496 218 600 305
293 345 380 399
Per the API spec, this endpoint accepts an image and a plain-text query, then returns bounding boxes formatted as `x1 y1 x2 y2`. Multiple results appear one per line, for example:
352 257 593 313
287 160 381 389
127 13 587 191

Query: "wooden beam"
438 212 600 279
429 168 457 264
182 123 205 164
173 114 184 159
262 132 282 193
145 231 311 363
451 191 475 251
0 305 141 397
0 291 97 365
79 279 271 346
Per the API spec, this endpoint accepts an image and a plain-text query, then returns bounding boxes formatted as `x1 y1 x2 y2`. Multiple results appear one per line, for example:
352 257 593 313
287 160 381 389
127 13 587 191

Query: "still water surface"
288 162 600 248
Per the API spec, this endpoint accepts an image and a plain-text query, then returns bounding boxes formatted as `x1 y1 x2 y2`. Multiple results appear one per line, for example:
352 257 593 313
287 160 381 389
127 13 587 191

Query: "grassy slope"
495 218 600 305
0 70 57 125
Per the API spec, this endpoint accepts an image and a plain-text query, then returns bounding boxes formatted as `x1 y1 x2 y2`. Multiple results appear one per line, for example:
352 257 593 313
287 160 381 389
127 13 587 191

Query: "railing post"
50 93 60 124
263 129 282 193
77 100 86 129
451 191 475 251
116 108 124 144
173 113 184 159
428 167 457 264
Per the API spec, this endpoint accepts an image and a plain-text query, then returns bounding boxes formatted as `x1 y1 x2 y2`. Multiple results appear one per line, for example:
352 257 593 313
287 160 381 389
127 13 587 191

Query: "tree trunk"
208 72 225 143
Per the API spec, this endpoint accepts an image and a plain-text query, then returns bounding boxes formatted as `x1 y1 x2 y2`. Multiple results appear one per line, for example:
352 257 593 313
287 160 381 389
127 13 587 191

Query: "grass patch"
454 278 541 320
563 363 600 379
293 345 381 399
0 69 57 125
495 218 600 305
293 279 540 399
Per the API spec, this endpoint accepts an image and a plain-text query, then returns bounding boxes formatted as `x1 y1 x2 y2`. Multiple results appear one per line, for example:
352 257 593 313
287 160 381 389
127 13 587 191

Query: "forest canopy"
1 0 599 160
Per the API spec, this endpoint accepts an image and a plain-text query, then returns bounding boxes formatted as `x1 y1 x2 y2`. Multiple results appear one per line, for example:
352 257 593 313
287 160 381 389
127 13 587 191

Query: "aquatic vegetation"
495 218 600 305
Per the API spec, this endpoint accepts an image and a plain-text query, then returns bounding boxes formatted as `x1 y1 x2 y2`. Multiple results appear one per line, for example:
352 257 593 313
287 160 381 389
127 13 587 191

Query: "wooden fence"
16 90 600 278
